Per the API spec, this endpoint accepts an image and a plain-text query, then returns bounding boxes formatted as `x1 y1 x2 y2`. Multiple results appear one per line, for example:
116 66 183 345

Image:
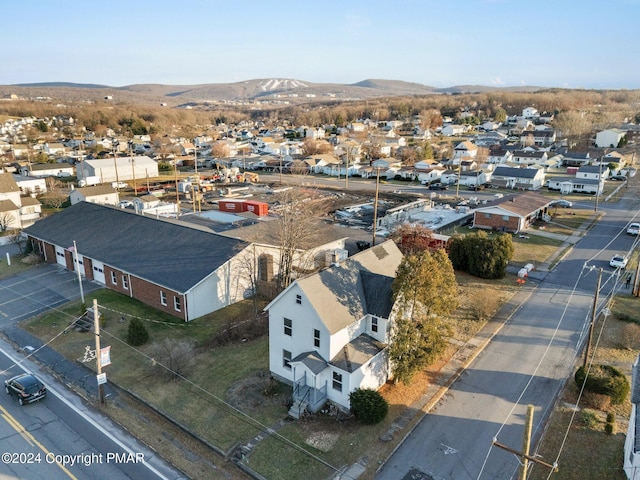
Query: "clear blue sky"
5 0 640 89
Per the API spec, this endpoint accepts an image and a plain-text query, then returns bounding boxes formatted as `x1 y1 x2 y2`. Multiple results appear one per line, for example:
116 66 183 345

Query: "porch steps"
288 399 308 419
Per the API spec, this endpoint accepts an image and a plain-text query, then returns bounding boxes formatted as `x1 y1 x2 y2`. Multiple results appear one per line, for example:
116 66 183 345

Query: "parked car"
627 222 640 235
610 175 626 181
118 200 133 209
5 373 47 405
550 199 573 208
468 184 485 191
610 254 629 269
428 183 448 190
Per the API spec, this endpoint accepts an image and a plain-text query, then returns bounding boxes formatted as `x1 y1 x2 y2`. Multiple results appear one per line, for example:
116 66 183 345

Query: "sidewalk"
0 323 117 402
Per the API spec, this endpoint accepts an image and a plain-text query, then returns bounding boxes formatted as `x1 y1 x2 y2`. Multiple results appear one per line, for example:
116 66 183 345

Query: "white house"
69 185 120 206
595 128 626 148
13 174 46 195
453 140 478 160
522 107 539 118
0 173 42 227
441 124 467 137
266 241 403 414
490 166 546 190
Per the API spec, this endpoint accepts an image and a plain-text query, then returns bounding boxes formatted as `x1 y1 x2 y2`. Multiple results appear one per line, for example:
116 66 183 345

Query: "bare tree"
211 141 230 158
274 188 316 291
9 230 26 254
149 338 196 381
289 159 309 176
0 212 15 232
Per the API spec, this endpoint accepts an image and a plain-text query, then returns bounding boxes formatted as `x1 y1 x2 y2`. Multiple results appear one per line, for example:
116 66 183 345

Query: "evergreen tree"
127 317 149 346
389 250 458 383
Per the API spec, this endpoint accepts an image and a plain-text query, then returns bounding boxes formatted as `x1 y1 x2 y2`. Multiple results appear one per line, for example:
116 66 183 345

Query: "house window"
160 291 167 306
332 371 343 392
174 296 181 312
296 294 302 305
283 349 292 370
122 275 128 290
313 329 320 348
502 215 509 221
484 213 492 219
110 271 117 284
371 317 378 333
284 318 292 336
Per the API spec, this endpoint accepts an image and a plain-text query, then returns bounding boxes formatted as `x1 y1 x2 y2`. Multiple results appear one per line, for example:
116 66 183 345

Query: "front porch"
289 373 328 419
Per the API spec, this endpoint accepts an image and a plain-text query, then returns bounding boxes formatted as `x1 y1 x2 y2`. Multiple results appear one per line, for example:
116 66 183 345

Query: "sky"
4 0 640 90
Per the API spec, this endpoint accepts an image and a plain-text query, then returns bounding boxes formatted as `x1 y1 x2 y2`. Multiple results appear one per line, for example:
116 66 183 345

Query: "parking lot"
0 263 101 324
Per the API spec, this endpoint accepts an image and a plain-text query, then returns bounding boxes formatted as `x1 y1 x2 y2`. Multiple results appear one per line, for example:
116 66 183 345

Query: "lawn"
0 252 39 279
22 289 280 451
512 234 563 265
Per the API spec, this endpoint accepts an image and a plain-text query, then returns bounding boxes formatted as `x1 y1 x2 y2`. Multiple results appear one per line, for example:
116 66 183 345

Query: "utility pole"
130 147 137 196
372 168 380 247
493 405 558 479
633 260 640 297
584 267 603 368
455 161 462 199
174 161 180 219
345 147 349 190
113 146 120 188
595 151 605 212
93 299 105 405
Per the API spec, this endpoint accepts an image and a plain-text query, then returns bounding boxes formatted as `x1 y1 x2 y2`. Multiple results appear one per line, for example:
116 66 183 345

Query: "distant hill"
0 78 547 106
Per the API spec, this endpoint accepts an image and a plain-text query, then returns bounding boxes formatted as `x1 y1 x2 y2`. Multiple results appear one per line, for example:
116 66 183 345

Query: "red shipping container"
218 200 247 212
244 201 268 216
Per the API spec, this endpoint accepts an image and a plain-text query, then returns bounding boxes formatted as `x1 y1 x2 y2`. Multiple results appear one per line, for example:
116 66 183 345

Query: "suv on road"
627 222 640 235
5 373 47 405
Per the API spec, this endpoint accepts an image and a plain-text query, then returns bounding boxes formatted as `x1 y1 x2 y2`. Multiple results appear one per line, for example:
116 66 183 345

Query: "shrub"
126 317 149 346
574 365 630 405
148 338 196 381
605 421 617 435
581 391 611 411
606 412 616 423
349 388 389 424
581 409 598 429
469 290 501 321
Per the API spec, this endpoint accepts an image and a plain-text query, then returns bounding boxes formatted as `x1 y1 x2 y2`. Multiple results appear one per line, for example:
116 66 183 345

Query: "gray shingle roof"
24 202 250 293
294 241 403 334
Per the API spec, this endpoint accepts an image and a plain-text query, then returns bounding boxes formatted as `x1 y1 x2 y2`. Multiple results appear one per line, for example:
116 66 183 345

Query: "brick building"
472 192 552 233
24 202 253 321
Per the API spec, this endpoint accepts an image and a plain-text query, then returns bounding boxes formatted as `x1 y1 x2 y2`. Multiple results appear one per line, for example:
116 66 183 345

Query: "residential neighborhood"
0 88 639 480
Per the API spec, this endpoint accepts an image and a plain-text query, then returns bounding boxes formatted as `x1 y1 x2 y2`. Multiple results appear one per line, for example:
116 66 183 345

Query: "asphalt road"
0 262 184 480
376 188 640 480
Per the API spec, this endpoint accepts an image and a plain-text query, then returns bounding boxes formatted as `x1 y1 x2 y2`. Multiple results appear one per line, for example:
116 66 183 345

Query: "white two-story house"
266 240 403 416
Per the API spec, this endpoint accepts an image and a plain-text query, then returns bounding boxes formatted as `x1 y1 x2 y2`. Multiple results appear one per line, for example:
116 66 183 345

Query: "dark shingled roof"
24 202 250 293
493 166 540 178
361 271 394 318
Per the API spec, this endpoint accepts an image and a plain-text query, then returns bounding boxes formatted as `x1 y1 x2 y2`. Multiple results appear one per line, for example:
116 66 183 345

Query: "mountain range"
0 78 545 106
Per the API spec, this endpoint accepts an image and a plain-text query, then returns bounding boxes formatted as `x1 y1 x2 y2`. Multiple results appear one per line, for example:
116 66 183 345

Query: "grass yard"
22 289 281 451
0 253 39 279
511 234 564 266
